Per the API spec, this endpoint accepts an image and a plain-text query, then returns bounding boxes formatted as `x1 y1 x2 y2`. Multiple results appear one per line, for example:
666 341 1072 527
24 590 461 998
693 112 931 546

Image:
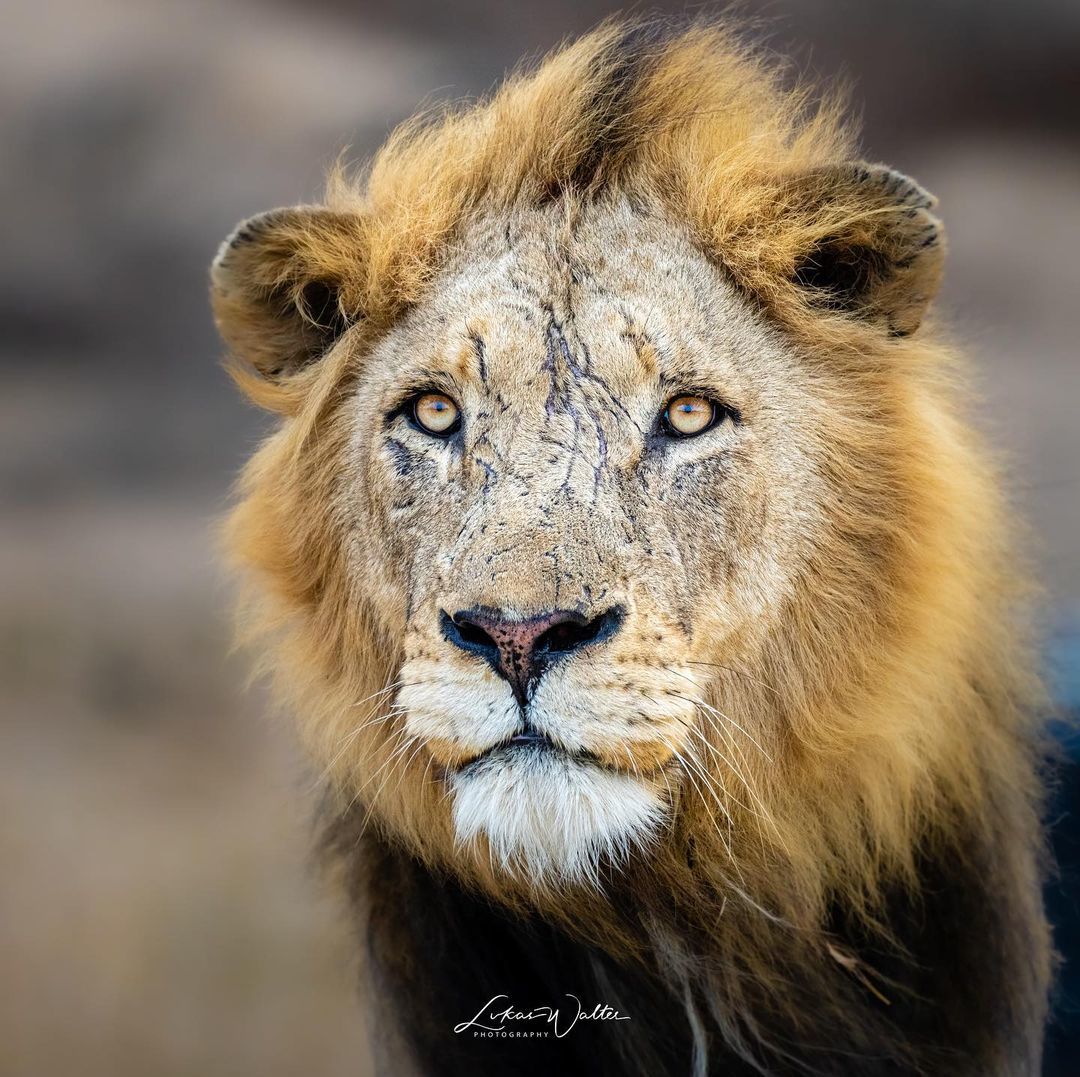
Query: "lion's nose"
440 606 624 705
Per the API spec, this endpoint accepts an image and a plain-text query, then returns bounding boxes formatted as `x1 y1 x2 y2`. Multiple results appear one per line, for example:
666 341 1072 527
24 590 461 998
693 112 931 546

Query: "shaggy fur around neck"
215 19 1051 1075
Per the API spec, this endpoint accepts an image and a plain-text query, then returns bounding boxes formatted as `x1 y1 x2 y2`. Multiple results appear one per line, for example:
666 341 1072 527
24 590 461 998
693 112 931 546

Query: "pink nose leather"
463 611 570 698
443 606 623 705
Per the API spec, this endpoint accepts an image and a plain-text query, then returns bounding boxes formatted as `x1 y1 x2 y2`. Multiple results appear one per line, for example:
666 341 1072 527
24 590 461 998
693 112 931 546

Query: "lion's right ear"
210 207 367 391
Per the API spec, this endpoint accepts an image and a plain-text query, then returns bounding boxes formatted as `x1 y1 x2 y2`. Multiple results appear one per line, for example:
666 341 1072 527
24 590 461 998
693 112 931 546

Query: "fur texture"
211 19 1050 1075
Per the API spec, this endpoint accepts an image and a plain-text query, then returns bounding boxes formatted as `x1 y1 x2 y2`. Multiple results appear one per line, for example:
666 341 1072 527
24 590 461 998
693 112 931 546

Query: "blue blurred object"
1048 611 1080 752
1044 612 1080 1074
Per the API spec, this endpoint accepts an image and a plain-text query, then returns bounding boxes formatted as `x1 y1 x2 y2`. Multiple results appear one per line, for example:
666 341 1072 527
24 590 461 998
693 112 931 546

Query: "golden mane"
220 20 921 406
214 19 1050 1073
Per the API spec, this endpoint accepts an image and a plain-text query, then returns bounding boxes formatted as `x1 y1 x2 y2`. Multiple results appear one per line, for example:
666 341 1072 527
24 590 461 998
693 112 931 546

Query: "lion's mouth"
507 730 553 748
460 729 592 770
454 728 677 780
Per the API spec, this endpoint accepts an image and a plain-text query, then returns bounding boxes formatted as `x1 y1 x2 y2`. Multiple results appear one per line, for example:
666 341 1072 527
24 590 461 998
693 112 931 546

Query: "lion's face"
213 24 953 890
337 199 822 878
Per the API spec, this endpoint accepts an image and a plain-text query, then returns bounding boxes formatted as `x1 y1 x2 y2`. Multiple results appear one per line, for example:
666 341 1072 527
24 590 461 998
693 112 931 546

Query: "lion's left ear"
785 162 945 336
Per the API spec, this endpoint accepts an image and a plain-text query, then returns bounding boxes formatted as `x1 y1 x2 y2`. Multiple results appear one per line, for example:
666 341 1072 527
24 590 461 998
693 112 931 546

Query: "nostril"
535 606 624 655
440 610 500 658
453 616 498 649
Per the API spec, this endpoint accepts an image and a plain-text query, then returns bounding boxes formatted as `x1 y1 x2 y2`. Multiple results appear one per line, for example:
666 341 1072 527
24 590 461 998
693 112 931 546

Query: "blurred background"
1 1 1077 1074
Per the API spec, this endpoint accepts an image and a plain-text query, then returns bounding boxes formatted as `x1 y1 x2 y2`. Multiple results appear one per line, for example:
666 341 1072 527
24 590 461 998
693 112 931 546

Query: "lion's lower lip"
452 735 662 778
455 731 646 775
507 731 550 747
460 730 565 769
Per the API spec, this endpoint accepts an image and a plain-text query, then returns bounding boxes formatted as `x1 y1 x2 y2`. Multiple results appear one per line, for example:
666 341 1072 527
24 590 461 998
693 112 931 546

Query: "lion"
210 20 1051 1076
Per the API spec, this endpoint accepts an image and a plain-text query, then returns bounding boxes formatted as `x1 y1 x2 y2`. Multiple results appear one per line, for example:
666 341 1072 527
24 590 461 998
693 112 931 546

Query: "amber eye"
661 394 720 438
411 392 461 436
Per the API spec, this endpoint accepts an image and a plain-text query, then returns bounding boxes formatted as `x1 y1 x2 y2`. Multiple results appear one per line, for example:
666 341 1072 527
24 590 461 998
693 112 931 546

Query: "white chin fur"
450 748 665 886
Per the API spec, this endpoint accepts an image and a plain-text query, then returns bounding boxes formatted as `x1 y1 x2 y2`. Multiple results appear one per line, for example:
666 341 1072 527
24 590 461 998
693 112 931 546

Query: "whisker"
420 749 439 789
666 687 773 761
354 736 427 846
686 706 761 793
684 725 761 819
386 738 429 805
308 706 410 793
343 729 417 817
681 661 779 697
689 707 778 835
659 734 740 874
684 724 782 851
663 743 790 926
349 679 412 710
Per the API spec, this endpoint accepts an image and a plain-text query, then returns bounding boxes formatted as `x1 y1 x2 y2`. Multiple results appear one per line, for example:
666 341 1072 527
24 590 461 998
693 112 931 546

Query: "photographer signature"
454 994 630 1038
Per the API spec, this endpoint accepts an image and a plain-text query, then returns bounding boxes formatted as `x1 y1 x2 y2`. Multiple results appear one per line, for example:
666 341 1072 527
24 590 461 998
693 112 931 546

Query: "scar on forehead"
621 315 659 378
635 339 659 379
453 341 474 379
460 320 489 382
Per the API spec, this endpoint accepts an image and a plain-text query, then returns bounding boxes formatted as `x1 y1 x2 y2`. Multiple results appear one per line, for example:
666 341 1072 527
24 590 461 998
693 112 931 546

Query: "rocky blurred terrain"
1 1 1077 1074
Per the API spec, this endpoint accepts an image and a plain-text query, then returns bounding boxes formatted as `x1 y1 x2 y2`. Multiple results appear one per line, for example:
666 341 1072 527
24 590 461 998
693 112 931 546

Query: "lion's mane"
214 20 1051 1075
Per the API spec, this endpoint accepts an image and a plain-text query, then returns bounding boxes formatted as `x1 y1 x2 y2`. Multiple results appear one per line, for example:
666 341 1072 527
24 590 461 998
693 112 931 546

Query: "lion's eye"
411 392 461 436
661 395 720 438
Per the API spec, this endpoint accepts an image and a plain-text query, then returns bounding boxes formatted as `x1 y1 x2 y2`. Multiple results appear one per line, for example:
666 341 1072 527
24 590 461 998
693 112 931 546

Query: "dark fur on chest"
323 809 1048 1075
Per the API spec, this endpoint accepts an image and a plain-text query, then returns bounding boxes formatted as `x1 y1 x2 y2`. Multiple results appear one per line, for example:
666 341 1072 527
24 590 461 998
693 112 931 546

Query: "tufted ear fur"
785 163 945 336
210 206 367 384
